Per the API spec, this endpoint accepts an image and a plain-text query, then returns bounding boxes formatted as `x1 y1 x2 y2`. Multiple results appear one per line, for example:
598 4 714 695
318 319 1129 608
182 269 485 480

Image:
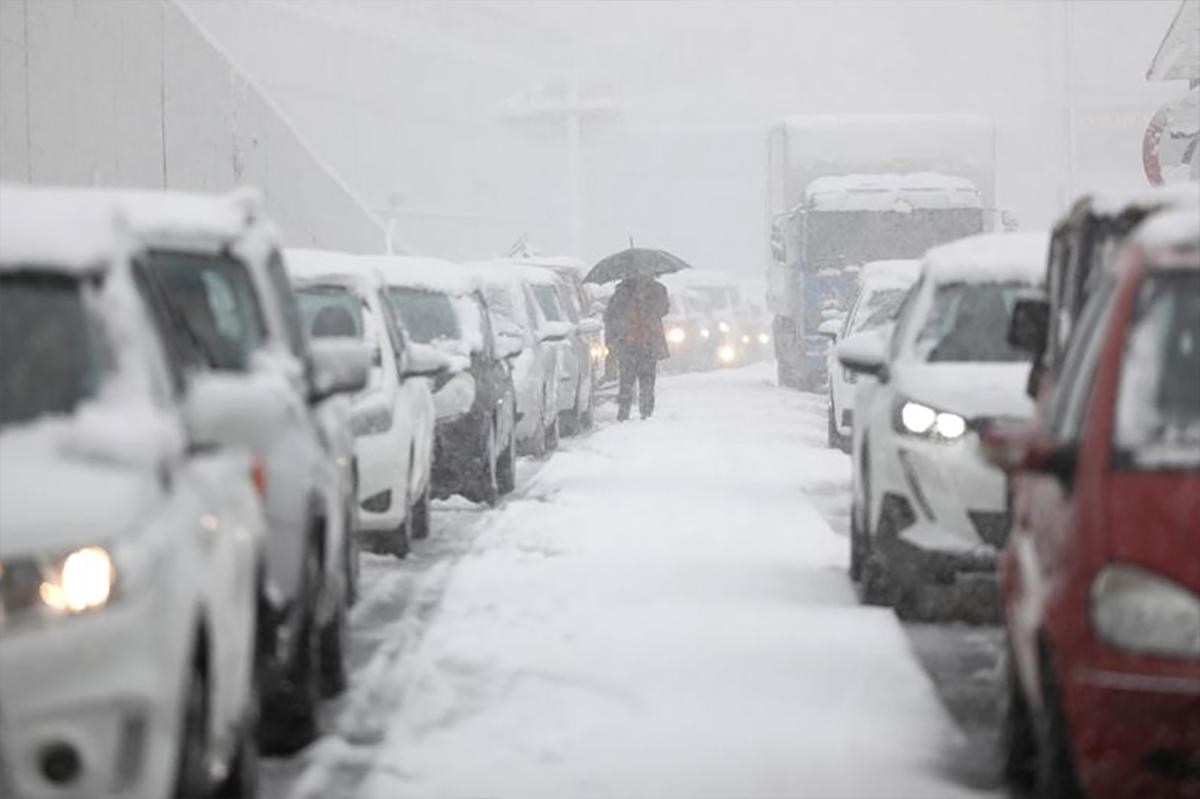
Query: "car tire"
475 422 501 507
1035 654 1084 799
827 405 840 450
496 429 517 495
174 660 210 799
344 510 360 607
411 480 432 540
559 409 578 437
213 661 260 799
849 503 864 583
579 387 595 430
858 443 892 607
319 594 349 698
260 545 322 755
545 414 560 453
1003 648 1036 791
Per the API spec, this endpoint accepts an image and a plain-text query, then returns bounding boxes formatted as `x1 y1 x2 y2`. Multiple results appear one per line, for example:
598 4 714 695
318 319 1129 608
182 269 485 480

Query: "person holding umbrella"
586 246 691 421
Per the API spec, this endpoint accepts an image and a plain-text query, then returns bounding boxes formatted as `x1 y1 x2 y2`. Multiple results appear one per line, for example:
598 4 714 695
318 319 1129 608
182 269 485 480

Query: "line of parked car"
644 270 772 373
815 182 1199 798
0 183 607 799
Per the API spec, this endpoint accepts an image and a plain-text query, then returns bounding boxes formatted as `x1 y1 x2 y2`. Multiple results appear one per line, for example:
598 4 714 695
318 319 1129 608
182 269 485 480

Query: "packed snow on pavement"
268 363 993 799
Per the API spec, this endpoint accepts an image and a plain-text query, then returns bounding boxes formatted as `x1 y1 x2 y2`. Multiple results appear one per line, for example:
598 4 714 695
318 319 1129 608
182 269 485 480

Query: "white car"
469 263 571 456
121 190 365 752
287 250 441 559
838 232 1048 618
0 187 267 798
822 260 921 452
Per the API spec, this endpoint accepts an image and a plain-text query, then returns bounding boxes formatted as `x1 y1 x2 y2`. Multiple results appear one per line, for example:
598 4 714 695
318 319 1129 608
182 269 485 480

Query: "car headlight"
350 399 394 436
717 345 737 364
718 321 731 333
666 327 687 344
892 399 967 441
757 333 770 345
699 328 711 340
1 546 118 625
1091 564 1200 657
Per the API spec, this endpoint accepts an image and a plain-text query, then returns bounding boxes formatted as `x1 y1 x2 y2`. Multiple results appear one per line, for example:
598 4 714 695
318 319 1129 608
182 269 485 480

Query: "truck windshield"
0 273 111 428
805 209 983 269
1113 270 1200 470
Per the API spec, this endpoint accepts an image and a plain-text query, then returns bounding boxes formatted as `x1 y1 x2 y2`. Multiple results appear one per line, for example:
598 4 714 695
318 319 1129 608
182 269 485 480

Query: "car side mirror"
539 320 574 343
817 319 842 341
185 371 288 451
496 331 524 359
308 338 370 403
1008 297 1049 354
576 318 603 336
404 342 454 378
837 331 889 381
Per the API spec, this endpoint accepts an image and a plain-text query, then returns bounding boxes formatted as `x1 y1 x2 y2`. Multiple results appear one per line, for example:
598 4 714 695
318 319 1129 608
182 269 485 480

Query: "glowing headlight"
741 335 750 344
38 547 115 613
699 328 711 340
590 344 607 361
718 321 731 333
895 400 967 442
757 333 770 345
717 345 737 364
666 327 687 344
1091 564 1200 657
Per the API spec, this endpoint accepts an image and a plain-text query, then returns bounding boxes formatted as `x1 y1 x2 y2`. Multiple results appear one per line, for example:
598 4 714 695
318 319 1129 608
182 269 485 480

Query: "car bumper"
355 428 407 532
1062 664 1200 796
0 582 183 798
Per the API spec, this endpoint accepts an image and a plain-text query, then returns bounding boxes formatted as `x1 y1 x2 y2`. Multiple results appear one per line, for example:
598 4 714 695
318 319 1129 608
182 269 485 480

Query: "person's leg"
616 353 635 421
639 356 657 419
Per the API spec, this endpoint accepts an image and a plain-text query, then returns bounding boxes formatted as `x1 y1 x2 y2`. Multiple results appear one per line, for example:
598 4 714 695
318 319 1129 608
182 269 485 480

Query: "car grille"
969 511 1011 547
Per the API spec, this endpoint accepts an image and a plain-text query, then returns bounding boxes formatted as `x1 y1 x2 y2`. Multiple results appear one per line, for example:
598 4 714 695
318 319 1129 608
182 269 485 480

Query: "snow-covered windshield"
1113 271 1200 469
150 251 266 371
914 283 1031 363
850 288 906 335
388 286 461 344
296 285 364 338
0 273 110 427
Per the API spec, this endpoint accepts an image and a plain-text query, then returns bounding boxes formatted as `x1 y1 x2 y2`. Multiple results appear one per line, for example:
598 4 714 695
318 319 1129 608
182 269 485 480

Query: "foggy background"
182 1 1183 271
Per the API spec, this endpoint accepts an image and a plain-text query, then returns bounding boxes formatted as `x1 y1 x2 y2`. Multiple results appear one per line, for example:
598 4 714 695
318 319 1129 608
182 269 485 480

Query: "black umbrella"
584 247 692 284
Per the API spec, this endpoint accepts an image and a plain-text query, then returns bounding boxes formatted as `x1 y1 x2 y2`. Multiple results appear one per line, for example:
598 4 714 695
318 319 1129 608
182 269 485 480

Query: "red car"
983 209 1200 799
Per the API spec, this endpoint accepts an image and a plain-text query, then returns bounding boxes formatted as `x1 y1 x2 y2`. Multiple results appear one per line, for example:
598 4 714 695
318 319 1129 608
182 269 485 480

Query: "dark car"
375 257 521 506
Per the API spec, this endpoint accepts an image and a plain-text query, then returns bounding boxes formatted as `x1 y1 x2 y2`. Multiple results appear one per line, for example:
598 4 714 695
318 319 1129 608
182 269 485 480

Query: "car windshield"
850 288 907 335
0 273 111 428
531 284 565 322
296 285 365 338
1113 270 1200 469
913 282 1032 363
150 251 266 371
388 287 461 344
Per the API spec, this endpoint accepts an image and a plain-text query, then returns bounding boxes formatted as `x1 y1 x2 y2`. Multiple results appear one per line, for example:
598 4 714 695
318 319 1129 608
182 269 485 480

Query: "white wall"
0 0 383 253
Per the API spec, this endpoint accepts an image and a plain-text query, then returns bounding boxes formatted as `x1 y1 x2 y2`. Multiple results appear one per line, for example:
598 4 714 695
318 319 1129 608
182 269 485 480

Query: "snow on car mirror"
836 330 888 379
538 320 574 343
496 332 524 359
309 337 370 403
817 318 842 340
575 318 603 336
404 342 454 378
185 371 290 451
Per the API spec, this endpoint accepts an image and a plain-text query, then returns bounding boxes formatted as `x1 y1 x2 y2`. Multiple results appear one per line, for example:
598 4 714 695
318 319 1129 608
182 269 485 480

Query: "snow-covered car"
838 232 1048 618
287 250 441 556
821 260 921 452
515 263 600 435
121 189 366 751
667 271 745 367
661 289 716 373
469 263 569 456
371 256 519 506
0 187 268 798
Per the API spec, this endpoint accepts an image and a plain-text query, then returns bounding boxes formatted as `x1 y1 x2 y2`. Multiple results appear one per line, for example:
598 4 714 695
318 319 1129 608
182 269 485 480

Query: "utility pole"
503 74 618 257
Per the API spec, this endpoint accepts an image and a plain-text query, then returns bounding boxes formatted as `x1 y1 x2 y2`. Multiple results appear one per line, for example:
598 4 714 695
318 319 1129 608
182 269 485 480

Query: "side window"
523 285 543 331
1048 276 1117 443
378 292 408 363
474 293 495 356
267 251 306 357
128 263 185 402
889 279 924 360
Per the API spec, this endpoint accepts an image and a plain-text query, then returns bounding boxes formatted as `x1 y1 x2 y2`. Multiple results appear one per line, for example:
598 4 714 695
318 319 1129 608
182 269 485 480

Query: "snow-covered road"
268 363 993 799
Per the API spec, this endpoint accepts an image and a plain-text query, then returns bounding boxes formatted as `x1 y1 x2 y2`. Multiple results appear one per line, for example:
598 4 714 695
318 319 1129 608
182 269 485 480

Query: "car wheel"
558 409 578 437
858 443 891 606
344 511 360 607
411 480 432 540
213 660 260 799
579 387 595 430
849 502 864 583
319 592 349 698
260 545 322 754
496 428 517 495
1003 647 1036 791
1035 655 1084 799
545 414 560 452
826 403 839 449
476 422 500 506
174 661 209 798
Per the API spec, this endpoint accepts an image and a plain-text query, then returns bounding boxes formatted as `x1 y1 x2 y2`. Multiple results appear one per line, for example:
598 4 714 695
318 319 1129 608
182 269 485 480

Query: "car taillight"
251 460 268 498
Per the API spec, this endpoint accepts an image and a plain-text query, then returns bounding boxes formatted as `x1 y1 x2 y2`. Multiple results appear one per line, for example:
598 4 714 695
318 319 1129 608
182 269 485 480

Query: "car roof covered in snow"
858 259 922 290
1087 182 1200 216
805 172 983 213
363 255 477 296
0 184 135 274
662 269 736 289
1131 208 1200 257
510 255 588 275
469 259 562 288
285 248 387 292
112 186 280 255
922 232 1049 286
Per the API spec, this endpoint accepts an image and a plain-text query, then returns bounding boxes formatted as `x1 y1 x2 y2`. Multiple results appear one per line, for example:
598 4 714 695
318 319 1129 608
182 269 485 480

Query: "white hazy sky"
187 0 1186 270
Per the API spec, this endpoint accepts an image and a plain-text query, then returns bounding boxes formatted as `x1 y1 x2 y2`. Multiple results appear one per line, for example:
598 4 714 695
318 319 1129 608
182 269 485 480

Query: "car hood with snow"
892 361 1035 423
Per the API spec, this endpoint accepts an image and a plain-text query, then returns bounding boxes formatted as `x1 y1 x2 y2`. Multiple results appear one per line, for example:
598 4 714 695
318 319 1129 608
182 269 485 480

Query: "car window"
523 284 545 329
532 283 566 322
128 262 188 398
149 250 267 372
296 285 364 338
888 279 924 360
268 251 307 357
1048 275 1116 443
556 282 581 323
913 282 1033 363
1112 270 1200 469
388 286 461 344
0 272 112 427
377 291 409 363
849 288 906 335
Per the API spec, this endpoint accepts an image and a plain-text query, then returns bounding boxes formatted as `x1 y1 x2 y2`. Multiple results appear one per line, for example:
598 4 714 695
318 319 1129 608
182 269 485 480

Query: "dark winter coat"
604 277 670 361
